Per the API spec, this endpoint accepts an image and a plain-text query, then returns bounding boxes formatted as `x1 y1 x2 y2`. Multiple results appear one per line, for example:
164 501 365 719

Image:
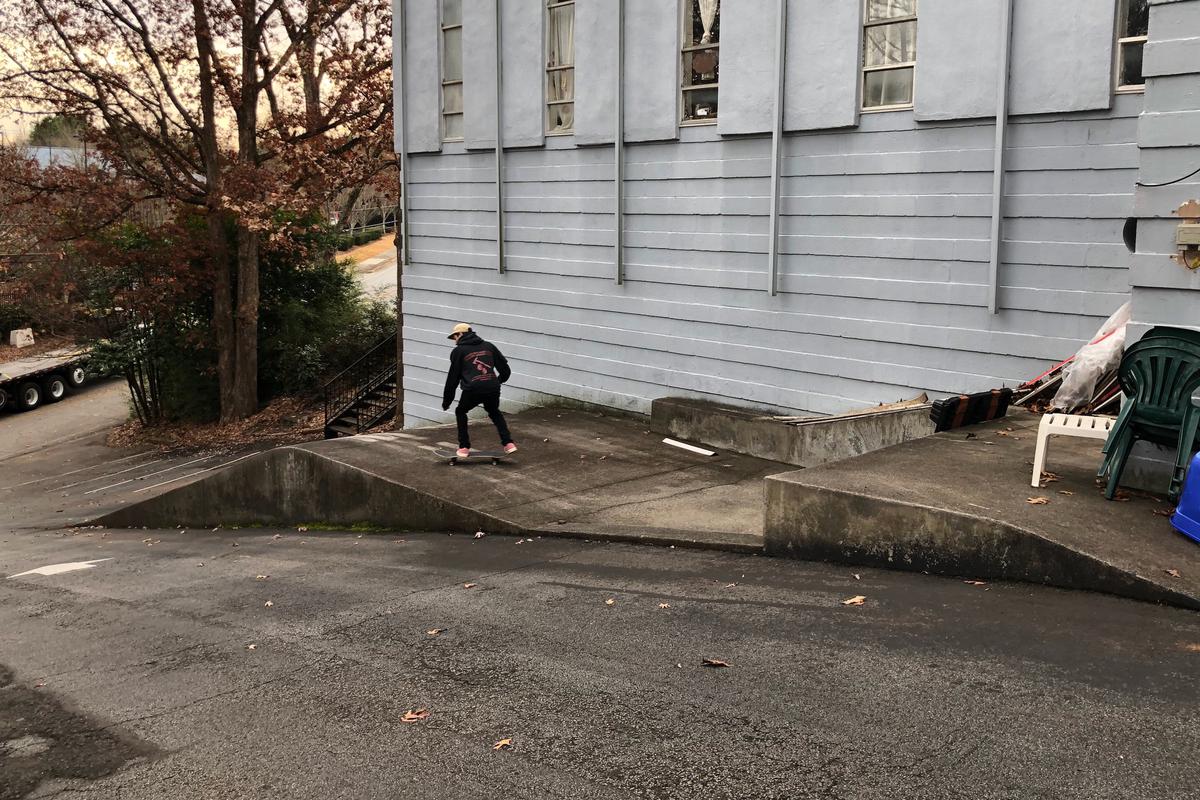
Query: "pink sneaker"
503 442 518 454
456 448 471 458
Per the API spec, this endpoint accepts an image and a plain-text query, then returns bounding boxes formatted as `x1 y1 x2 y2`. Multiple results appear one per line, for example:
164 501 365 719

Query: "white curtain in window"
547 3 574 130
698 0 719 43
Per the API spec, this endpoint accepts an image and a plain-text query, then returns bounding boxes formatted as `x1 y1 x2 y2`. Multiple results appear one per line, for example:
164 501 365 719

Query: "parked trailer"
0 348 90 412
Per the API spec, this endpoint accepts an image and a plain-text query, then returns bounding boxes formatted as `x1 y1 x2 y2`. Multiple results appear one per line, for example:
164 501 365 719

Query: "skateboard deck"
433 448 512 465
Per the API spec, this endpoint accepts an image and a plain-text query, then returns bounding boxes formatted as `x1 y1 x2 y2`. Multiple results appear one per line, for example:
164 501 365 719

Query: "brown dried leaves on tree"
0 0 395 421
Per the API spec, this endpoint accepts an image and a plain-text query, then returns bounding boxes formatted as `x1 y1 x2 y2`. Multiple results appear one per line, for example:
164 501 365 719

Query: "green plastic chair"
1098 332 1200 501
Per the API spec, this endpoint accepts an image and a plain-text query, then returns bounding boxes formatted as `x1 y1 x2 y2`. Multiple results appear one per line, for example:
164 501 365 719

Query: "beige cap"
447 322 471 339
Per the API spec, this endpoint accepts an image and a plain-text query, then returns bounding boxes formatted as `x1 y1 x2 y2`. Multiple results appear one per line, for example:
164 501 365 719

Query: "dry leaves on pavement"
463 583 477 589
256 574 270 580
1026 497 1049 505
427 628 446 636
964 580 987 586
246 644 257 651
493 738 514 751
1058 490 1075 496
1181 643 1200 653
658 603 671 609
1165 569 1182 578
402 709 430 724
841 595 867 606
263 600 274 608
605 598 615 606
1153 508 1175 518
1039 472 1061 487
702 658 731 668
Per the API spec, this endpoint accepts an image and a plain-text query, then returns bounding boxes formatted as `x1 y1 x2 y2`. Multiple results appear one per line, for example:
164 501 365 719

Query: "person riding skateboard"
442 323 516 458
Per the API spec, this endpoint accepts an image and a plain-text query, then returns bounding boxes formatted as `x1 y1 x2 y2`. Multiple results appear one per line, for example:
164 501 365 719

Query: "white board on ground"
662 438 716 457
8 558 112 579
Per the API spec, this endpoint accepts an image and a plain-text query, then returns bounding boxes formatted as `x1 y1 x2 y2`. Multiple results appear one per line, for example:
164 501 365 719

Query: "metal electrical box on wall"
1176 201 1200 271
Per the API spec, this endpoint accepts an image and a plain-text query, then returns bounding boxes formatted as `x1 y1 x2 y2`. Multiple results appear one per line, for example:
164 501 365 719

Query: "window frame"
440 1 464 143
860 0 918 113
545 0 576 136
679 0 720 127
1115 0 1148 94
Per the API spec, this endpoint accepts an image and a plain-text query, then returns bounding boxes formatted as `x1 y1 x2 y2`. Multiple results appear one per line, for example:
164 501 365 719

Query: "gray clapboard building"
391 0 1200 429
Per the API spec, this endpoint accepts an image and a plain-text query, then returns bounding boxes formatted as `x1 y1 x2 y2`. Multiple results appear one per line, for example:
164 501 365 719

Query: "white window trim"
1114 0 1148 93
679 1 720 126
860 2 917 112
1115 34 1148 93
440 7 463 143
545 0 575 136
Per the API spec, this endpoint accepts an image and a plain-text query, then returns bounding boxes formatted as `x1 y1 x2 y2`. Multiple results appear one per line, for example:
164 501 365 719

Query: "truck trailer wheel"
0 387 8 410
16 381 42 411
43 374 67 403
65 365 86 389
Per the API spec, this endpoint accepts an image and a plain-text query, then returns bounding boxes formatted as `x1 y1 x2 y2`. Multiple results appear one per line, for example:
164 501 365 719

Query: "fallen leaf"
1026 497 1049 505
474 531 486 539
246 644 257 651
297 526 308 532
1153 508 1175 518
493 738 513 750
401 709 429 723
702 658 731 668
34 681 46 688
997 431 1010 437
1058 490 1075 496
605 598 615 606
964 580 987 586
1182 643 1200 653
272 534 282 540
853 573 861 580
264 600 274 608
1165 569 1182 578
197 562 205 567
463 582 477 589
1113 490 1132 502
841 595 867 606
231 542 239 547
255 574 270 581
724 583 737 588
658 602 671 609
965 432 977 440
427 628 446 636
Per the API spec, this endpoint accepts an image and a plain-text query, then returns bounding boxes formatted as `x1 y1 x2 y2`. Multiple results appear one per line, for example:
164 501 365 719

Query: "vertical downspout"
394 0 408 427
766 0 788 296
614 0 625 284
494 0 506 273
988 0 1015 314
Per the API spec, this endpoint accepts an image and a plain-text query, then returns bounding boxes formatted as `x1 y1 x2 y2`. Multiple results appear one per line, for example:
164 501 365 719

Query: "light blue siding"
402 97 1143 427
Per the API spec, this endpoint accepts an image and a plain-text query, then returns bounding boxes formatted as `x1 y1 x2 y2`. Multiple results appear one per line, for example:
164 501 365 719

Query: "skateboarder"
442 323 517 458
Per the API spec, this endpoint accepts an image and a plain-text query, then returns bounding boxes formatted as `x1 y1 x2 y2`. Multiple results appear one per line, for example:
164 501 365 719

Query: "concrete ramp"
765 412 1200 610
98 408 779 551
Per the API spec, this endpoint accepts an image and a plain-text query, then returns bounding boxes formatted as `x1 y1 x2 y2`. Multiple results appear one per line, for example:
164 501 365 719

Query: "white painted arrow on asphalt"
8 558 112 579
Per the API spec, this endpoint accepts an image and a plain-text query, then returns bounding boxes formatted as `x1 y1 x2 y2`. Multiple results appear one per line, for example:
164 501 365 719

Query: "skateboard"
433 448 513 466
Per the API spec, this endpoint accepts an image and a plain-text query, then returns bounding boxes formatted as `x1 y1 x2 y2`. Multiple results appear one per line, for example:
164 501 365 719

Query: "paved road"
3 429 1200 798
0 378 128 461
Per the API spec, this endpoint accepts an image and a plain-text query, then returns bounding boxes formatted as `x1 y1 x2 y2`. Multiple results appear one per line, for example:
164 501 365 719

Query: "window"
440 0 463 141
862 0 917 110
546 0 575 134
1116 0 1148 91
681 0 720 123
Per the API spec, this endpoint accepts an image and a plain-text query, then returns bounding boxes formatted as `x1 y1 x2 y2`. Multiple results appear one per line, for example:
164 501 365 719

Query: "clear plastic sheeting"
1051 302 1131 412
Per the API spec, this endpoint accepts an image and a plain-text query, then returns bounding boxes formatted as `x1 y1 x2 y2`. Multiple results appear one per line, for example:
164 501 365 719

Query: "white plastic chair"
1030 413 1115 487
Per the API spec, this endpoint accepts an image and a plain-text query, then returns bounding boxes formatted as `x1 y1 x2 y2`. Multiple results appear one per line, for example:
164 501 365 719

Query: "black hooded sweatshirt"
443 331 511 406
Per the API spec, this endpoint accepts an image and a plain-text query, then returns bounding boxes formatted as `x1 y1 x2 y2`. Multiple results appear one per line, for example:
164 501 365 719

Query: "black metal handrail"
323 334 398 436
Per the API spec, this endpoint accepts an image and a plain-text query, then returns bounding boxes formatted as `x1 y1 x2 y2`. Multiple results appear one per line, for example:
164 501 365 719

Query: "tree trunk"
232 224 259 418
227 0 261 420
193 0 237 422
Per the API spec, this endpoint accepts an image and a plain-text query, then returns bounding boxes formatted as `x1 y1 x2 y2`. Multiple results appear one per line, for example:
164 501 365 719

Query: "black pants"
455 389 512 449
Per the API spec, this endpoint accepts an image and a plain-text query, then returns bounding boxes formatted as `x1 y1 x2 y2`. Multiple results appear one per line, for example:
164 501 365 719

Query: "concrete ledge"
651 396 934 468
97 446 520 534
764 414 1200 610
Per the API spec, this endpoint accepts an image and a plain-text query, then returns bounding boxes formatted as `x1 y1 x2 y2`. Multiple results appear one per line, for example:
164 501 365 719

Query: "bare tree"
0 0 393 420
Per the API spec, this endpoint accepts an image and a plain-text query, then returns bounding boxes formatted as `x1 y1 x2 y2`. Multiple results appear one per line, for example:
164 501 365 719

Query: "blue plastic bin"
1172 451 1200 545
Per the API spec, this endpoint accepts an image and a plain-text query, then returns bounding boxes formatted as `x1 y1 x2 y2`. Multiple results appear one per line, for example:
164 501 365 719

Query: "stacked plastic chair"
1097 328 1200 502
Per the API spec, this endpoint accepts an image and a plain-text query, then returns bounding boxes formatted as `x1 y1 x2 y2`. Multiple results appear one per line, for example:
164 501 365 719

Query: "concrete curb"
764 474 1200 611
